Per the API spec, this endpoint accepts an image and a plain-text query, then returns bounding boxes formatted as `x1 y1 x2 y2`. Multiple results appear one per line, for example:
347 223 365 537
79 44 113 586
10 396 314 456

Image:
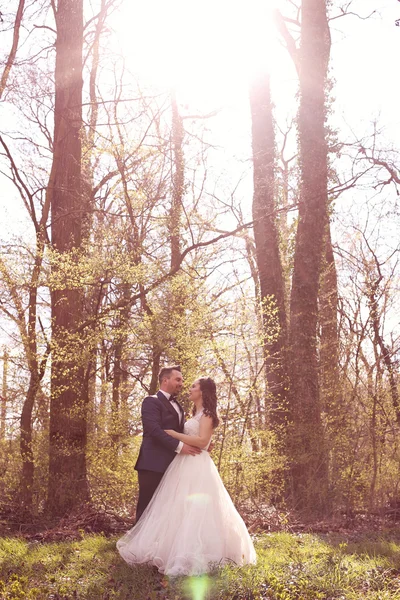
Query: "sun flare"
114 0 287 107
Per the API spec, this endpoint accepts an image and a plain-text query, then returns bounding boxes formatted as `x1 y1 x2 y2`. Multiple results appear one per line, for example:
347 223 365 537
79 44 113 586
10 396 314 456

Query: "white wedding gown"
117 410 257 576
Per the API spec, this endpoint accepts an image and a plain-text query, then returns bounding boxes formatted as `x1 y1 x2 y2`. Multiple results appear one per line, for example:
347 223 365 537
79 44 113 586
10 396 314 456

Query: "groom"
134 365 201 522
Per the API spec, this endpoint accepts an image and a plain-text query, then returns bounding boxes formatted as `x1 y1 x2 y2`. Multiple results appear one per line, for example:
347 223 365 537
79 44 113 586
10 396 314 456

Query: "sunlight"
115 0 284 106
185 493 211 506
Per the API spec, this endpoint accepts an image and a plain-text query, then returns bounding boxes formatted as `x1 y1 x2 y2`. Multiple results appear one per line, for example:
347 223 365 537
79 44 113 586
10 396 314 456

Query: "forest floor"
1 528 400 600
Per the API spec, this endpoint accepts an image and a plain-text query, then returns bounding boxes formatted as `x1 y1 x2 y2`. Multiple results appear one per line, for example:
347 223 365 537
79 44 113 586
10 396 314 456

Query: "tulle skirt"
117 450 257 576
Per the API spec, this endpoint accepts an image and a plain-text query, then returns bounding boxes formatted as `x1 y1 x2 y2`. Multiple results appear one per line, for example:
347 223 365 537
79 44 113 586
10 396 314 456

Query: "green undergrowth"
1 531 400 599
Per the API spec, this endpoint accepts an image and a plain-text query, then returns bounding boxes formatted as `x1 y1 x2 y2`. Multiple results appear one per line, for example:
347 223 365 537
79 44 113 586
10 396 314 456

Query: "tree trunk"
320 224 339 416
110 340 122 447
98 341 108 433
0 0 25 99
249 72 288 430
367 273 400 424
83 349 97 438
108 282 131 460
47 0 88 516
149 347 162 395
1 350 8 439
170 90 184 271
319 225 342 504
20 195 51 507
20 372 40 510
288 0 331 515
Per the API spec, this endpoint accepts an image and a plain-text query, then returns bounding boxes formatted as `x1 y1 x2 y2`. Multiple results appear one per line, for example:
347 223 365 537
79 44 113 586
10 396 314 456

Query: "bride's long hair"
194 377 219 428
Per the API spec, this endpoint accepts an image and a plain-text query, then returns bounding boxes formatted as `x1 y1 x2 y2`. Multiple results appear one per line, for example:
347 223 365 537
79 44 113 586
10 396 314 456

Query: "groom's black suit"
134 390 185 521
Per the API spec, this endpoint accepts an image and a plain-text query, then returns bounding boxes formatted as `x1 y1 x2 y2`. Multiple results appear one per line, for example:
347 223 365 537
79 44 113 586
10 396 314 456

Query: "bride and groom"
117 365 256 576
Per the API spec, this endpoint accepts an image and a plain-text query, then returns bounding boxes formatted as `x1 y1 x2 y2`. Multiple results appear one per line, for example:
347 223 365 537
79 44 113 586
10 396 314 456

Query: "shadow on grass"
316 531 400 565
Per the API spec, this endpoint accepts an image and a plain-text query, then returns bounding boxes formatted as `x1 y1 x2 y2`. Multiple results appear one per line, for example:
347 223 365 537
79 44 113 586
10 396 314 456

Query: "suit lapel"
175 399 185 430
157 390 180 424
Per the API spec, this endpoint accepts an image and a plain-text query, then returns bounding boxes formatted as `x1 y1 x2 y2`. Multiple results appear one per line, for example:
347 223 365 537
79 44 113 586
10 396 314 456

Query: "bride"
117 376 256 576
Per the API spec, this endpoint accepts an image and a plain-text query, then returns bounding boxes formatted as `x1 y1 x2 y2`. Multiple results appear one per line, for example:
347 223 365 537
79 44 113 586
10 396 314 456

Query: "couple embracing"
117 365 256 577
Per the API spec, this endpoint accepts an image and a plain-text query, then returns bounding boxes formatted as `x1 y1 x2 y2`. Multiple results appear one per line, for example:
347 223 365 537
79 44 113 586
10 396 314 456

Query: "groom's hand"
181 443 202 456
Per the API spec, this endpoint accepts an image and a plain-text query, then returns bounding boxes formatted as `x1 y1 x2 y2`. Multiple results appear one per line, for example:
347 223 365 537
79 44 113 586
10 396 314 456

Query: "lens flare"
183 574 213 600
185 493 211 506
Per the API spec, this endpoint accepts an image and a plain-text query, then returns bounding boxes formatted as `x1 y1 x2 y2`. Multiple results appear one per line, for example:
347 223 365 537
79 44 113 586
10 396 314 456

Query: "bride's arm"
165 415 213 449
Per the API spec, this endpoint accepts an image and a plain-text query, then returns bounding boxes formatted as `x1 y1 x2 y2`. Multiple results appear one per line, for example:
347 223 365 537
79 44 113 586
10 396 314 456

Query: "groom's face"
165 369 184 395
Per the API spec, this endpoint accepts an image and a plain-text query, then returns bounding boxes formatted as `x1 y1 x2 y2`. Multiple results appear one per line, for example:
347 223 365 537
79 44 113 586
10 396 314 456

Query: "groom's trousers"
136 470 164 523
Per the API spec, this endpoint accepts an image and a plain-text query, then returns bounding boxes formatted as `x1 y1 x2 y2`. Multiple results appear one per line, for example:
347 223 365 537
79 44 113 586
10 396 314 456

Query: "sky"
331 1 399 141
1 0 399 352
2 0 399 229
110 0 400 223
113 0 400 131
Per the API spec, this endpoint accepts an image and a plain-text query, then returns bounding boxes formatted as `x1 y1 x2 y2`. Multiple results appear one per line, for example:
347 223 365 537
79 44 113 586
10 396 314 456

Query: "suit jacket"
134 391 185 473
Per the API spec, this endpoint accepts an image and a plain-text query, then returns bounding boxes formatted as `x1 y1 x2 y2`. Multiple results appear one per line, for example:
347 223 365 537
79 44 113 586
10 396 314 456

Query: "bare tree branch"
273 9 300 75
0 0 25 100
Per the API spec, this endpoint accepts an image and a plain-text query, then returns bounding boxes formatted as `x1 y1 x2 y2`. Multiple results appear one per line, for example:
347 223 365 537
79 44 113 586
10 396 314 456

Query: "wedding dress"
117 410 257 576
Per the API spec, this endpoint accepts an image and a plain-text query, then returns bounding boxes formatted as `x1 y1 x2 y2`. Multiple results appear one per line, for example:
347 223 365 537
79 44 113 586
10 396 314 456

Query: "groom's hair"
159 365 181 384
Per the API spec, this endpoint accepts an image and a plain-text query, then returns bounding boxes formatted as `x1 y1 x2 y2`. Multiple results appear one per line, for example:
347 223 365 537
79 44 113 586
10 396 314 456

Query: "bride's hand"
164 429 178 438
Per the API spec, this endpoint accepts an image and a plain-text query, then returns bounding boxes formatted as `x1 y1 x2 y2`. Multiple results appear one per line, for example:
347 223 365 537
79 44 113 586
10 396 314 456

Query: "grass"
0 531 400 599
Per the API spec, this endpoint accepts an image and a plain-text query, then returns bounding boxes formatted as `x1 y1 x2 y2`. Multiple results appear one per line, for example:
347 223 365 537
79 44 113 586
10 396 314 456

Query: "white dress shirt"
159 390 183 453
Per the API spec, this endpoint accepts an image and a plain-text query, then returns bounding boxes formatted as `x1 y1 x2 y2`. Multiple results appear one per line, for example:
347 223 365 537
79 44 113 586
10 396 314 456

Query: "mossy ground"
1 531 400 599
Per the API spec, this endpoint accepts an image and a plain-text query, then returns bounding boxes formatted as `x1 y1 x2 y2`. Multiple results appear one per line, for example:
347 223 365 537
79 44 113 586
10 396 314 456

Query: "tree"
0 130 51 510
1 350 8 439
249 73 288 434
0 0 25 100
287 0 332 514
47 0 88 515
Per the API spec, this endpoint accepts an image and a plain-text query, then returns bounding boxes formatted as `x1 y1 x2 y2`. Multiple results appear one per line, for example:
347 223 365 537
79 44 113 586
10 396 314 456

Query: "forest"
0 0 399 598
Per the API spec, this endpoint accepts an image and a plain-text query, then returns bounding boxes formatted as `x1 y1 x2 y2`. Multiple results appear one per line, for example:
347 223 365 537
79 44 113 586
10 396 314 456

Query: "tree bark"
367 272 400 425
1 350 8 439
170 90 184 272
249 73 288 430
319 224 339 417
149 347 162 395
110 288 130 453
288 0 331 514
20 192 51 509
47 0 88 516
98 341 108 432
319 224 343 504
